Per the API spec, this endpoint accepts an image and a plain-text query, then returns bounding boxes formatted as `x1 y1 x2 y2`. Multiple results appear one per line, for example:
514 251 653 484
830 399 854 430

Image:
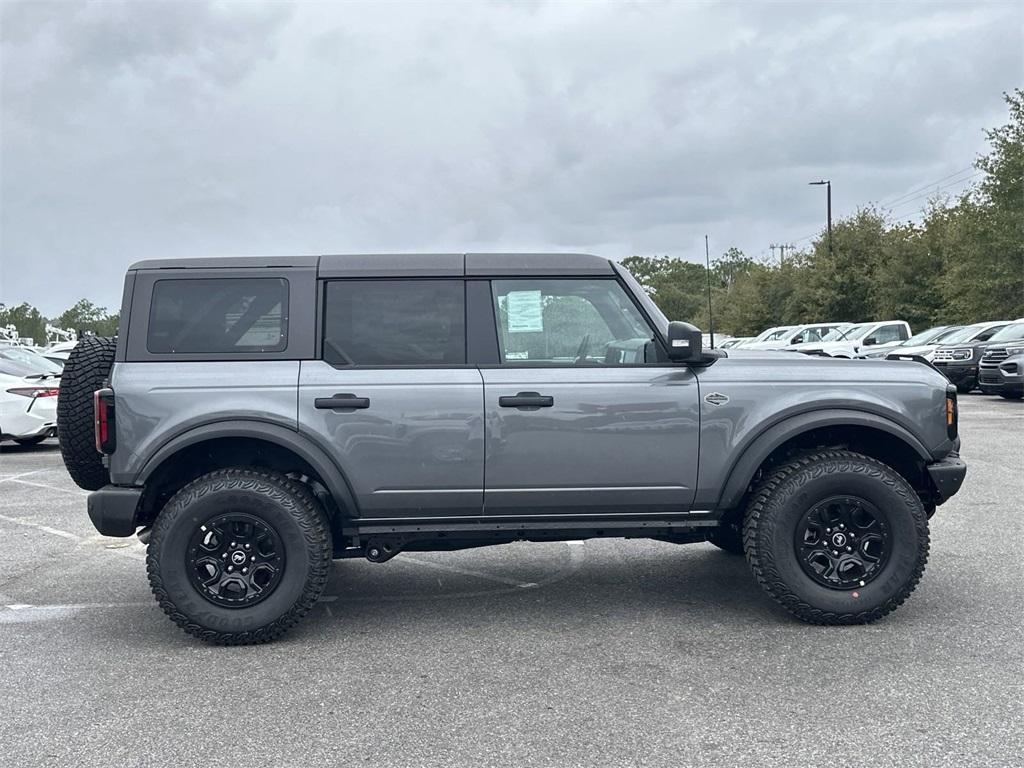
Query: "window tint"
323 280 465 366
871 324 906 345
983 323 1023 341
147 278 288 354
491 279 654 365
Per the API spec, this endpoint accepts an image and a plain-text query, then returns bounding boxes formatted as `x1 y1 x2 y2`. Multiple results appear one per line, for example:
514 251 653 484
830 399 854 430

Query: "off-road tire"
147 469 332 645
707 521 744 554
57 335 116 490
743 450 929 625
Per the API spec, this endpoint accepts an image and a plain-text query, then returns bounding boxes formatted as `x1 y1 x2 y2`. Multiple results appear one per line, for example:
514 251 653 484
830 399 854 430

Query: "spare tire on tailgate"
58 336 116 490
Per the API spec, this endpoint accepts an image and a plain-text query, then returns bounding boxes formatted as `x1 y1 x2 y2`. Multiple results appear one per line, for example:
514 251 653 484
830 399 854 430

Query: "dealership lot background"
1 395 1020 767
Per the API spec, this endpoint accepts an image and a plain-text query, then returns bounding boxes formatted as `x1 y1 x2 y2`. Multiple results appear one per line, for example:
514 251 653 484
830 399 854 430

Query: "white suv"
742 322 852 351
798 321 912 358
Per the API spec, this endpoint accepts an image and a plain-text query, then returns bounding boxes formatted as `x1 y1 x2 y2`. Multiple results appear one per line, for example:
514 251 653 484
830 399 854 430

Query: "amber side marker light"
945 387 958 439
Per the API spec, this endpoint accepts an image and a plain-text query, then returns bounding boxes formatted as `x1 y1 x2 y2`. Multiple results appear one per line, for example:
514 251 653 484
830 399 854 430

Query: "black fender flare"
136 420 360 518
715 408 932 510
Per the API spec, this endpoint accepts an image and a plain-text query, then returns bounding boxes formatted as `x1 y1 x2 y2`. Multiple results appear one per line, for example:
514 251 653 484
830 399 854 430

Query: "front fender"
699 408 933 511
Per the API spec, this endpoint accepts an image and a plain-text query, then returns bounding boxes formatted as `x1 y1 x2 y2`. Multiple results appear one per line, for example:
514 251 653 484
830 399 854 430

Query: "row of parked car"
719 318 1024 399
0 340 78 444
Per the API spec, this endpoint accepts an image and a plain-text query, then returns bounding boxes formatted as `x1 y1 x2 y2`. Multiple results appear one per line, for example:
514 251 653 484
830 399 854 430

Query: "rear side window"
323 280 465 366
147 278 288 354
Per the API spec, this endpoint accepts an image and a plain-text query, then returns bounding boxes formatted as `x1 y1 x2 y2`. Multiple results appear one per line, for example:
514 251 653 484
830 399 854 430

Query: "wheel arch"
716 410 933 512
135 421 359 528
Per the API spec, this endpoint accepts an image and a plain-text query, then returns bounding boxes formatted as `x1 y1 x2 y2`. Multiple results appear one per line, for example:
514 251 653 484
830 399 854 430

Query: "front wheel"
147 469 332 644
1000 391 1023 400
743 450 929 624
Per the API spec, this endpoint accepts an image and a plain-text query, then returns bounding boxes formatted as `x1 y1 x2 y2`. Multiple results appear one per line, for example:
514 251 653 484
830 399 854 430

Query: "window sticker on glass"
506 290 544 333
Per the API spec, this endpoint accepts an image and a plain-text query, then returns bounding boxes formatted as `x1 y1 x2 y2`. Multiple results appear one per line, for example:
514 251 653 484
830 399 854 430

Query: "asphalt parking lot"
1 396 1022 768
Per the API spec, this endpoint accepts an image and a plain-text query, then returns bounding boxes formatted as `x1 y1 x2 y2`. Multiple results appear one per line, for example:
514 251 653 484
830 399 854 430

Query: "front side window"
323 280 465 366
147 278 288 354
870 325 906 345
491 279 654 365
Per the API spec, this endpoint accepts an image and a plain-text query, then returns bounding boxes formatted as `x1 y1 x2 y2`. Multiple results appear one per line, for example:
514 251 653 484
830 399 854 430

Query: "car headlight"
950 348 974 361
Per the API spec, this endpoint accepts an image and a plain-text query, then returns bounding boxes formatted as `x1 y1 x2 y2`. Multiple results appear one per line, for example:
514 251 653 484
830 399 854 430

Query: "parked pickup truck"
57 254 966 644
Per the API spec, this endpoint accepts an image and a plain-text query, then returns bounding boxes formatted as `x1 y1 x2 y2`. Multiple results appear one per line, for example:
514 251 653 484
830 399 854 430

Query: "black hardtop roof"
128 253 615 277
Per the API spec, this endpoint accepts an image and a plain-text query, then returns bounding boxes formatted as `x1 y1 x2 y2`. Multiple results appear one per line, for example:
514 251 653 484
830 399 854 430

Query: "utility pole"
808 180 833 258
704 234 714 348
769 244 778 262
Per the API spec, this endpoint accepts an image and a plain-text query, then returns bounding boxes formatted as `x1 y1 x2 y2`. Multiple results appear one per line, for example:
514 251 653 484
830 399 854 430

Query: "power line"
879 166 976 208
788 167 983 248
885 172 982 215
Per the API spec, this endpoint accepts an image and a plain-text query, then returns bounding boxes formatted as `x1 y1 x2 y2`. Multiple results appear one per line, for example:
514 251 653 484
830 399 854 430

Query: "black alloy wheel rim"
186 513 285 608
795 496 890 590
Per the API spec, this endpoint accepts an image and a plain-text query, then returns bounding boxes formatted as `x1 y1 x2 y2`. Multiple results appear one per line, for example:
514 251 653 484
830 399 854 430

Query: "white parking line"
0 469 47 484
6 478 88 496
0 512 82 541
399 554 541 588
0 513 147 560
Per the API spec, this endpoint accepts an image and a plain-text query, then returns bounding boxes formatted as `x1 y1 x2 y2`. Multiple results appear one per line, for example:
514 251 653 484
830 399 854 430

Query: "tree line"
2 92 1020 345
0 299 119 344
625 90 1022 337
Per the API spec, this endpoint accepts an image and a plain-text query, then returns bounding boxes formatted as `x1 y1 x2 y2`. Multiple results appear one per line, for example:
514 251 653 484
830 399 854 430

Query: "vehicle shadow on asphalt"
0 440 62 454
298 545 787 636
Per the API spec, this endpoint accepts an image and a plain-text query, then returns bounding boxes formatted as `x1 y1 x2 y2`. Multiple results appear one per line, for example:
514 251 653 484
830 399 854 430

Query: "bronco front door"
479 277 700 517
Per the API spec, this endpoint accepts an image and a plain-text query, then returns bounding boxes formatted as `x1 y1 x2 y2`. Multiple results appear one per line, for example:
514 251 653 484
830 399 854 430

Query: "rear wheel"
57 336 116 490
147 469 332 644
743 450 929 625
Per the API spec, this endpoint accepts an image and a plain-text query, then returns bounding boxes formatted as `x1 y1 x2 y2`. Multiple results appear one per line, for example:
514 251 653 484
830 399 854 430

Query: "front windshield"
754 326 792 342
903 326 950 346
940 324 987 345
988 322 1024 342
0 347 63 375
821 323 871 342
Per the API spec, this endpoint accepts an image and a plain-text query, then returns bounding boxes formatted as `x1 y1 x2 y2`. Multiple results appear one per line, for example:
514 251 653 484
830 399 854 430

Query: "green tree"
53 299 120 337
0 302 47 344
940 89 1024 321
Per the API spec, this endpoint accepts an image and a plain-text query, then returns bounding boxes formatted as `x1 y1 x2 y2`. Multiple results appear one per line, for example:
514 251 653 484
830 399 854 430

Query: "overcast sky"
1 1 1020 316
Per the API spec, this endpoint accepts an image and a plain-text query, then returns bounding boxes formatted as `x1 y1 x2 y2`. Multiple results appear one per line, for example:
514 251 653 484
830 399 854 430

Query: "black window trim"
145 276 290 356
314 274 673 370
483 275 671 369
318 277 473 370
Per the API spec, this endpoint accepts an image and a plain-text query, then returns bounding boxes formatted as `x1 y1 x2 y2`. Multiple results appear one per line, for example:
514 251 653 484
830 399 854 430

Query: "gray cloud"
1 0 1020 315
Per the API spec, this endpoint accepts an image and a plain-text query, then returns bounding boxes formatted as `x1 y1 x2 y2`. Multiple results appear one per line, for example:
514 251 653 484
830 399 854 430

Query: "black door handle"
499 391 554 409
315 393 370 410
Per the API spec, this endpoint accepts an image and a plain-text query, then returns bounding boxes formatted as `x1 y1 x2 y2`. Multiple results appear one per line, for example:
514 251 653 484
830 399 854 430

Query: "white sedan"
0 347 62 445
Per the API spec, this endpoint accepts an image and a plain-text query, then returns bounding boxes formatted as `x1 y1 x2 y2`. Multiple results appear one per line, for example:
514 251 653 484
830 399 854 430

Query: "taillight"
94 388 116 454
945 386 958 440
6 387 60 398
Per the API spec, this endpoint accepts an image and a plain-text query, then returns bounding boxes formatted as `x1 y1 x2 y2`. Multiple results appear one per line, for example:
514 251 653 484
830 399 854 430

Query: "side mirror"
666 321 703 362
863 336 877 346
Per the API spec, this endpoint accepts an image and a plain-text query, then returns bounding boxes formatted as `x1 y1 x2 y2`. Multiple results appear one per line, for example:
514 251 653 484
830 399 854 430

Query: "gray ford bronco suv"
57 254 966 644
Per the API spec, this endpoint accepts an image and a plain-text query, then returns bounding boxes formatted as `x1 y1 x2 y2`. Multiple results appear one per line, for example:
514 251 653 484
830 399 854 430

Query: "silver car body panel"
692 351 952 503
297 362 484 518
108 361 300 484
481 366 700 515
